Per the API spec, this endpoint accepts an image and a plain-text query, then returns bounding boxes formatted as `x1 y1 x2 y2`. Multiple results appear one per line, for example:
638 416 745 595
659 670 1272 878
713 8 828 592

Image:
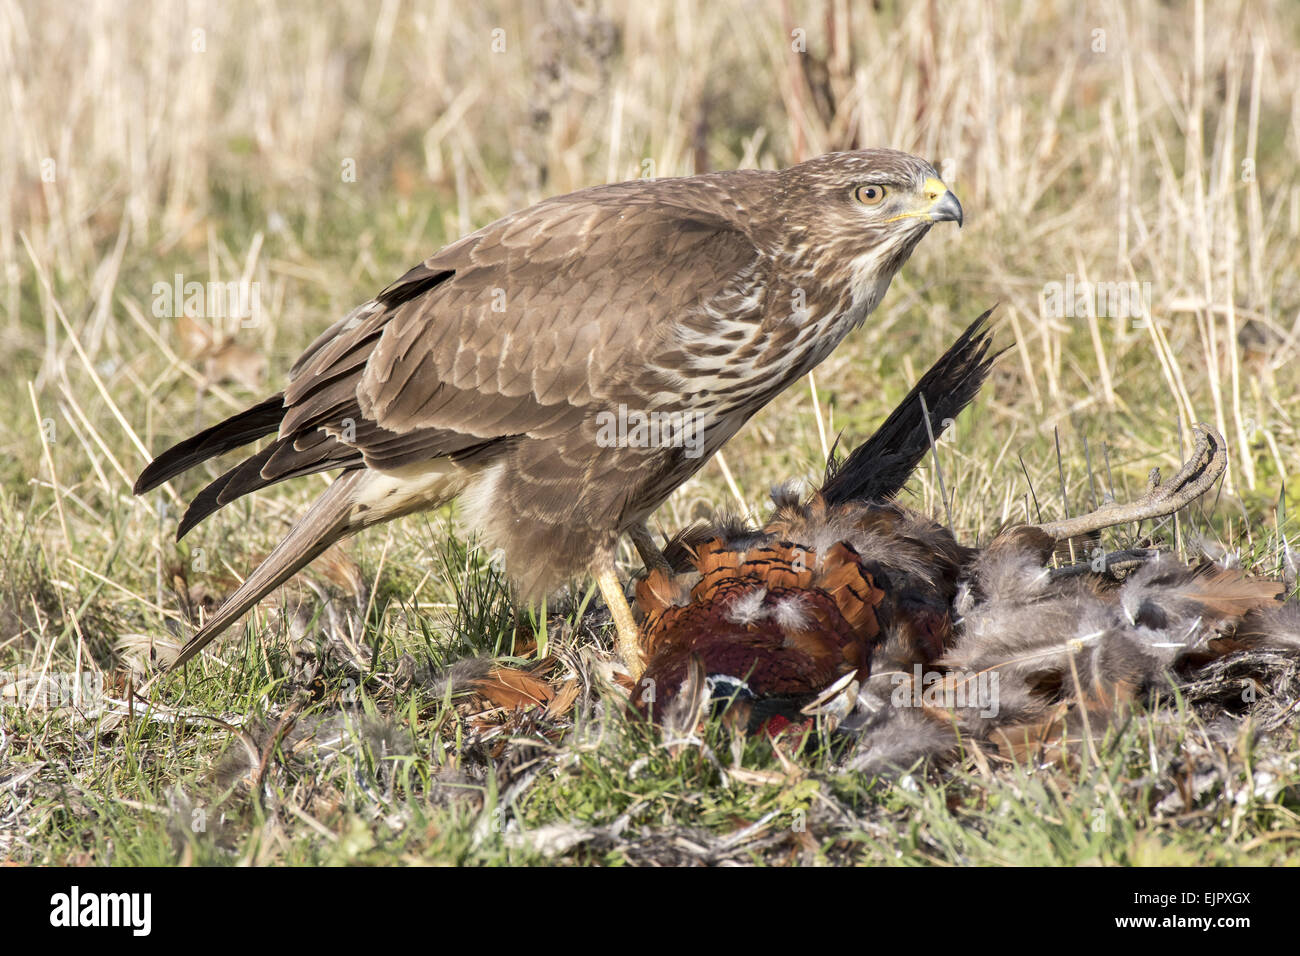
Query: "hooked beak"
926 182 963 228
883 176 964 229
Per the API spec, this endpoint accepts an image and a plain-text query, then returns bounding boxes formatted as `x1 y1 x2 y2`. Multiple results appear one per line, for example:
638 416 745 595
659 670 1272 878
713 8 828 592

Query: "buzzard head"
779 148 962 231
774 149 962 314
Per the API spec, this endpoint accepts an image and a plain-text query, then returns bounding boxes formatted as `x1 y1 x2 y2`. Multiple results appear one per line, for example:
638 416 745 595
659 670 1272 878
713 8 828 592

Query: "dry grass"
1 0 1298 865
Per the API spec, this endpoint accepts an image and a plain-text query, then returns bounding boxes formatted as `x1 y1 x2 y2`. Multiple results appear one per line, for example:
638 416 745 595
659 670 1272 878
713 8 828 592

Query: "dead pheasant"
633 312 995 730
629 309 1292 751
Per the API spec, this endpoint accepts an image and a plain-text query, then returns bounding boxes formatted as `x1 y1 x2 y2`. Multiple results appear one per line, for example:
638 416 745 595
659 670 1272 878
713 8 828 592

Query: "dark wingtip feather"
173 437 287 540
375 265 454 307
820 307 1003 506
173 431 358 539
175 471 240 540
133 393 286 495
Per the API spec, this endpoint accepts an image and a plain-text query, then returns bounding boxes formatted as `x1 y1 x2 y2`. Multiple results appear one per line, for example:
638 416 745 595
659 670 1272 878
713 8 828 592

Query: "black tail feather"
133 393 286 495
820 307 1002 506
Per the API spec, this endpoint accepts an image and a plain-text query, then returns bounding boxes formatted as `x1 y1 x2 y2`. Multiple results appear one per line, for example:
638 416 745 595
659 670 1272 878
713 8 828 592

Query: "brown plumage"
134 149 963 673
842 445 1290 773
636 538 886 728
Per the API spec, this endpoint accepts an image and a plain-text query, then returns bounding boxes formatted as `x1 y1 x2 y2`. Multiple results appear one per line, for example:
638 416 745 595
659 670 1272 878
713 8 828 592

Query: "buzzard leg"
594 564 647 679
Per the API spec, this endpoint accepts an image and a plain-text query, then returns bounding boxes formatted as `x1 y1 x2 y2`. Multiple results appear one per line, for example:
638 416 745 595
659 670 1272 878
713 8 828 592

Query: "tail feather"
134 393 285 494
169 469 366 670
820 308 1002 506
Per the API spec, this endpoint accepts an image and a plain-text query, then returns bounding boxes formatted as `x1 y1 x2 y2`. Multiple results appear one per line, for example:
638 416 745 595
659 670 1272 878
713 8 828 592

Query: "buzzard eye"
854 184 887 205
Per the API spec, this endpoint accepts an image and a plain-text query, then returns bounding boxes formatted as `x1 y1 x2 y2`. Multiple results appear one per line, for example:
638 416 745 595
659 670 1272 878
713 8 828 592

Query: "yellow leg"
594 564 646 679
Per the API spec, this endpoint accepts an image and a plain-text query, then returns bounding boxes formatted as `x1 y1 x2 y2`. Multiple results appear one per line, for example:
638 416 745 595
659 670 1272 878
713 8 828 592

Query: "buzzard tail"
168 469 365 670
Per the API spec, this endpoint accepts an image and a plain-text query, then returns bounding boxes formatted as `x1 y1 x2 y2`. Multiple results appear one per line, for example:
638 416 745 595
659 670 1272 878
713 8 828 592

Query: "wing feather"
355 193 761 437
143 173 771 528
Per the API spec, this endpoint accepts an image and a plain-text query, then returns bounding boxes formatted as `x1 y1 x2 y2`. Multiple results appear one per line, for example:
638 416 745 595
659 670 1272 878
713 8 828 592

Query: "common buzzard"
135 149 963 676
